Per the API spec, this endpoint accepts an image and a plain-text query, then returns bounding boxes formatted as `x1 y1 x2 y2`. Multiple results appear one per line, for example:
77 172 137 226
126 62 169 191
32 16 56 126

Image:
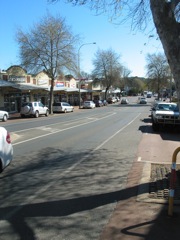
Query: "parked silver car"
20 102 49 118
83 101 96 109
53 102 74 113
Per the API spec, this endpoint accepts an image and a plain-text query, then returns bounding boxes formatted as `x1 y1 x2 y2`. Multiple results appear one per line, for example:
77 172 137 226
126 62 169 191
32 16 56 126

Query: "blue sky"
0 0 163 77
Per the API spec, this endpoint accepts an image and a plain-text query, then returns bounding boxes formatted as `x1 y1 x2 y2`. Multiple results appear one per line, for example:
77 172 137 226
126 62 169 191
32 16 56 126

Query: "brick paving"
149 164 180 202
100 132 180 240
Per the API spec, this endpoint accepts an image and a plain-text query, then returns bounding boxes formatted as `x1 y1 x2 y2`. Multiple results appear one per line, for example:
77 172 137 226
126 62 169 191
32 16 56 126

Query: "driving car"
20 102 49 118
139 97 147 104
83 101 96 109
0 127 13 173
0 110 9 122
151 102 180 131
53 102 74 113
121 98 129 104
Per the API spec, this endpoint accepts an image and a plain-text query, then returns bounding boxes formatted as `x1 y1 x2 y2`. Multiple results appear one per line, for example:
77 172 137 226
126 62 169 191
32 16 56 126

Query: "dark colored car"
94 100 104 107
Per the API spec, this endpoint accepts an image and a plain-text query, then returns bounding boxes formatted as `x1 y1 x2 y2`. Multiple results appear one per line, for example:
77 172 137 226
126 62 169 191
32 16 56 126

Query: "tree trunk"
49 79 54 114
150 0 180 104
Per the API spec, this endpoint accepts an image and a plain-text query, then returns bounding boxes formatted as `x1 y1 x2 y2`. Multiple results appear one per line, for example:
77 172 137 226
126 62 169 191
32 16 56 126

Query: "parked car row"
0 97 119 122
107 97 120 104
20 101 74 117
83 100 108 109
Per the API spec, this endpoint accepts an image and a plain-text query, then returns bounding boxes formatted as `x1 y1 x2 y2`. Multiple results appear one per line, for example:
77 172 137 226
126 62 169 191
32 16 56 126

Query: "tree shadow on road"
0 145 180 240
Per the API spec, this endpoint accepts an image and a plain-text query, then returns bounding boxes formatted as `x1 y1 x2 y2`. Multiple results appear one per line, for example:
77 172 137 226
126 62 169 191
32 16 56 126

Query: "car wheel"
2 114 8 122
34 111 39 118
64 109 67 113
45 110 49 116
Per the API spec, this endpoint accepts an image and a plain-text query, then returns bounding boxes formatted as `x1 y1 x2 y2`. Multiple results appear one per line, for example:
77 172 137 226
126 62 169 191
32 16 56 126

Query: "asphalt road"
0 97 154 240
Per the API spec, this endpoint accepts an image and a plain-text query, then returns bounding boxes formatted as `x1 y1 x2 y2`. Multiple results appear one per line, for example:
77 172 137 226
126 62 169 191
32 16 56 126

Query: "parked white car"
53 102 74 113
0 127 13 173
83 101 96 109
0 110 9 122
20 102 49 118
151 102 180 131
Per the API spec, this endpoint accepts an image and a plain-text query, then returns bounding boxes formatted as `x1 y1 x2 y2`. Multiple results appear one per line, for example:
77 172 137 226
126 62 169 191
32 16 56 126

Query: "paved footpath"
100 130 180 240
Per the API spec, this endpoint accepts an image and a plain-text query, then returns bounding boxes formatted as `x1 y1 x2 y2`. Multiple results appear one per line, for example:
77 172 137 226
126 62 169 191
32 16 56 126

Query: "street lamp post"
78 42 96 109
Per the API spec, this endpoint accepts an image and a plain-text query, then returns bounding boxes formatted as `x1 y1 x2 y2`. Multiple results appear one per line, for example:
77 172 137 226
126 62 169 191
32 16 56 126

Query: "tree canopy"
16 13 79 113
92 48 123 99
146 53 170 98
48 0 180 104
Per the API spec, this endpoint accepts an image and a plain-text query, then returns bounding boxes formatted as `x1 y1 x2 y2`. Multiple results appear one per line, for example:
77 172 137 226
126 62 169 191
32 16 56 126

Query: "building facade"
0 65 119 113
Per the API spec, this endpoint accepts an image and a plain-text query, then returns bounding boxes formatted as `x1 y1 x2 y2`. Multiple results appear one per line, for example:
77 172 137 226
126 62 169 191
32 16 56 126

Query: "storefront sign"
56 82 64 87
9 76 26 83
38 79 48 85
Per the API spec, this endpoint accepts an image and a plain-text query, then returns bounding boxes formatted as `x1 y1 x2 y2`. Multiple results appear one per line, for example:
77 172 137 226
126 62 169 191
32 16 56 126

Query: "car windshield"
157 103 178 111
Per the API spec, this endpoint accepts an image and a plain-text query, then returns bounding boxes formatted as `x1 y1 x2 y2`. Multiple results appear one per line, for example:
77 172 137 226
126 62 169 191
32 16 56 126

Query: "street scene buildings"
0 65 120 113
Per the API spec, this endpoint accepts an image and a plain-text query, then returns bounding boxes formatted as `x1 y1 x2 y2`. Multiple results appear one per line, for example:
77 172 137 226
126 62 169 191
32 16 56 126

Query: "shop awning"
49 86 88 93
13 83 48 91
0 80 48 91
0 80 16 87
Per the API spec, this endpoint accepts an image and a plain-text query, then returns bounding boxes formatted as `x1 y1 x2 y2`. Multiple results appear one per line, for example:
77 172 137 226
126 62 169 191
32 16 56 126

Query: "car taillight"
6 132 11 144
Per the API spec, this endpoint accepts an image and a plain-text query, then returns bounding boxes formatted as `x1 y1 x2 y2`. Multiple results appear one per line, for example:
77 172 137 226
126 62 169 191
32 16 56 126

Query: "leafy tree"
127 77 146 95
49 0 180 105
92 48 123 99
16 13 79 114
114 66 131 91
145 53 170 99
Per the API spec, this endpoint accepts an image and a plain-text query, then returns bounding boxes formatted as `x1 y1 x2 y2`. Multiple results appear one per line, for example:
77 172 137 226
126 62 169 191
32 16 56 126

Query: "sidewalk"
99 131 180 240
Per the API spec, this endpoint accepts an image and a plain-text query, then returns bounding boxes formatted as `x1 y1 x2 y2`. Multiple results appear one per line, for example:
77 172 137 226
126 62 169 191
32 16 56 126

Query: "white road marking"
4 112 141 220
12 112 116 146
95 113 141 150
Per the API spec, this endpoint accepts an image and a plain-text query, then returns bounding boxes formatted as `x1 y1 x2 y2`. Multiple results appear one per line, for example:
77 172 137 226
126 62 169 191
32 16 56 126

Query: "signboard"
56 82 64 87
38 79 48 85
9 76 26 83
